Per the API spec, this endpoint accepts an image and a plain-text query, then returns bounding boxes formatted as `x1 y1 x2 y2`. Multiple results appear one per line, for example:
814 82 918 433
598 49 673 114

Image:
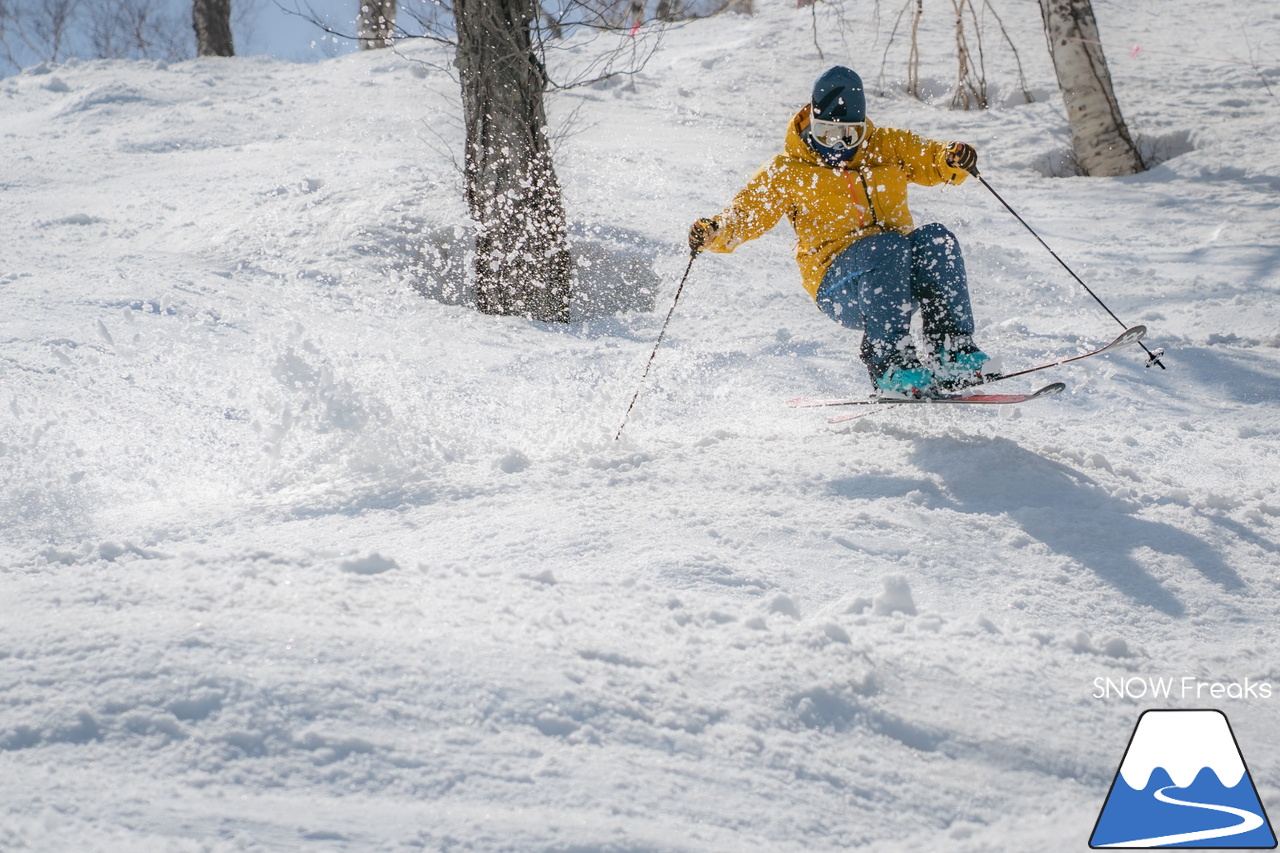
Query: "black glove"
688 217 719 255
945 141 978 174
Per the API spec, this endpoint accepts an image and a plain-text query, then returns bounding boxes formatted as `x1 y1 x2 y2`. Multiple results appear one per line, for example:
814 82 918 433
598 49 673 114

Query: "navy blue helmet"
807 66 867 165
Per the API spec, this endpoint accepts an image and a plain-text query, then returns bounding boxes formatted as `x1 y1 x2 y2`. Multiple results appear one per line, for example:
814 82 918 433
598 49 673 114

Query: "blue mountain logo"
1091 709 1276 848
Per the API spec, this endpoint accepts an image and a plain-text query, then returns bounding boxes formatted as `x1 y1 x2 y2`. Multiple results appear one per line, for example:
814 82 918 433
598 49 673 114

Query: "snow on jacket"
701 105 970 299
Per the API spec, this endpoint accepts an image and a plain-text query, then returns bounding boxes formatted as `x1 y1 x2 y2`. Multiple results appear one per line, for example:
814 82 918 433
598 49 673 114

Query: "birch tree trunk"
1038 0 1142 176
454 0 572 323
357 0 396 49
192 0 232 57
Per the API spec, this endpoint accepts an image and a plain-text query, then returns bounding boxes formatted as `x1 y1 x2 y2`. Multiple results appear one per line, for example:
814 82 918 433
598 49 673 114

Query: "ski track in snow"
2 0 1280 850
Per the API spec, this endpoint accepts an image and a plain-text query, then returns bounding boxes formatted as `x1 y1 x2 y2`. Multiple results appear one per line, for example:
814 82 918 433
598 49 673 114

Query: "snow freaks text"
1093 677 1274 701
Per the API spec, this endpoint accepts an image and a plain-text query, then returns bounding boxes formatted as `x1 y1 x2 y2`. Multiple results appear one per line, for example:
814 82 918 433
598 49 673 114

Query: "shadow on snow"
829 433 1249 617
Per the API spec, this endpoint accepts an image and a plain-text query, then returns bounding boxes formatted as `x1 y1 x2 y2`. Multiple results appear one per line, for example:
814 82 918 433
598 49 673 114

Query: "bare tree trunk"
192 0 232 56
27 0 82 62
950 0 987 110
454 0 572 323
907 0 922 99
1038 0 1142 176
358 0 396 49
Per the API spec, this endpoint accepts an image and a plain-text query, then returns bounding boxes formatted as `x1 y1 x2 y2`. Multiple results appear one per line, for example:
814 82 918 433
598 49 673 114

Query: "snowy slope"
2 1 1280 850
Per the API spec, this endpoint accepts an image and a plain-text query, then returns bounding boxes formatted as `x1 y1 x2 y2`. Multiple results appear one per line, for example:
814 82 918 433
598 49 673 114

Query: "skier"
688 66 991 397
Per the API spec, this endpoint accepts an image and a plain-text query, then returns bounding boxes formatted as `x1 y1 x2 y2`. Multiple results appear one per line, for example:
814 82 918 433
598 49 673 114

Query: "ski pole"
969 167 1166 370
615 251 698 441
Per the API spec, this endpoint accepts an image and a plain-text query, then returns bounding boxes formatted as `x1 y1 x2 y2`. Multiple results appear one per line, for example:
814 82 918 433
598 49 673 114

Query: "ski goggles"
809 115 868 150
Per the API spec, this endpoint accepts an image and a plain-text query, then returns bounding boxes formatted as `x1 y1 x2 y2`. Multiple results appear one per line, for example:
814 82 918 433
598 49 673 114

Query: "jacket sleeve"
891 130 970 187
703 155 792 254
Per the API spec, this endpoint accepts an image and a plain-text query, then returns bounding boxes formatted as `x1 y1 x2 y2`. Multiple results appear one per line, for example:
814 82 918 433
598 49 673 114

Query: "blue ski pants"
815 222 975 367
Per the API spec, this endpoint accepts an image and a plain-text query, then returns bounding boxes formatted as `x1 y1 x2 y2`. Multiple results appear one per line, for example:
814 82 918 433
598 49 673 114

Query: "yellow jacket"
702 105 970 299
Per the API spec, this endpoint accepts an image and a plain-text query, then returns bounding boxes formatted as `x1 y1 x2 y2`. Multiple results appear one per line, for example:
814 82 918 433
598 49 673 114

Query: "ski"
824 382 1065 423
972 324 1146 388
787 325 1144 410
